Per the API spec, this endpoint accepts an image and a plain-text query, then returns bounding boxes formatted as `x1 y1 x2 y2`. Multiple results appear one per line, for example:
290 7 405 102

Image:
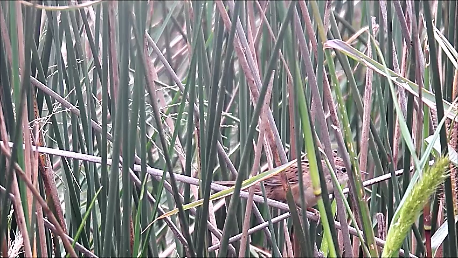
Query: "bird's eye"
341 167 346 172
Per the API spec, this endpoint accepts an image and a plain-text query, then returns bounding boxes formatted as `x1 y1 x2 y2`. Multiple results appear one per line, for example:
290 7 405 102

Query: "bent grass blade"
153 159 297 222
323 39 458 121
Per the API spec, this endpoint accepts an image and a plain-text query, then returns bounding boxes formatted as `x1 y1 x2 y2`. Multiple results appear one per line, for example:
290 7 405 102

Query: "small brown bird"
220 150 349 208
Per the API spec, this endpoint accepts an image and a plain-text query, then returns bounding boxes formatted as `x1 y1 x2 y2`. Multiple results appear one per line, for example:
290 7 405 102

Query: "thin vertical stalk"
100 2 109 248
310 1 379 256
131 9 196 258
218 3 295 256
197 3 238 256
102 2 131 256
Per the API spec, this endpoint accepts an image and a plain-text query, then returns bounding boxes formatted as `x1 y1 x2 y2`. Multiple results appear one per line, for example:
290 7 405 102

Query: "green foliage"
0 1 457 257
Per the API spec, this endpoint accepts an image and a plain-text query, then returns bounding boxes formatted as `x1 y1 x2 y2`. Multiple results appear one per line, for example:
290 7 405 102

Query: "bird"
218 150 349 208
